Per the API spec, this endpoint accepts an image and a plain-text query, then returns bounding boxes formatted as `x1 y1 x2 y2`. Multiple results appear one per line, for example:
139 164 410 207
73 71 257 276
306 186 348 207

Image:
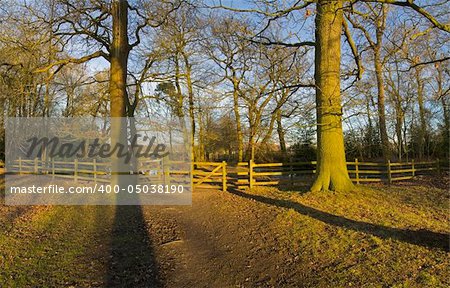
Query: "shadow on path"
107 204 161 287
229 189 450 252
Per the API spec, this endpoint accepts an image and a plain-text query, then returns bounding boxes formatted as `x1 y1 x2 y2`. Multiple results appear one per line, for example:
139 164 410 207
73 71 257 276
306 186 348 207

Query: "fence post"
387 160 392 185
51 158 55 179
411 159 415 178
165 158 171 186
18 157 22 174
222 161 227 192
93 159 97 184
74 159 78 183
249 159 254 189
161 157 165 184
355 158 360 184
34 157 38 174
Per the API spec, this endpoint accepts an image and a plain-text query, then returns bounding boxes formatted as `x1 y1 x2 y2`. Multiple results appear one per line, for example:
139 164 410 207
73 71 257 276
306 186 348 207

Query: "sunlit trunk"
232 79 244 162
311 0 354 192
415 67 427 159
374 48 390 162
183 53 196 161
110 0 129 187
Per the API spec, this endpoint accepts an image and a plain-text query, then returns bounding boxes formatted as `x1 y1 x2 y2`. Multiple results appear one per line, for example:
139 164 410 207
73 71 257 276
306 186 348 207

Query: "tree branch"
249 36 315 48
409 56 450 70
342 18 364 80
34 51 109 75
361 0 450 32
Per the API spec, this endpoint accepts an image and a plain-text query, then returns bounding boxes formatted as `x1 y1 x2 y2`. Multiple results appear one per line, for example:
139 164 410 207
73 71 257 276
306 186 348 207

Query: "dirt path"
141 186 449 287
143 189 296 287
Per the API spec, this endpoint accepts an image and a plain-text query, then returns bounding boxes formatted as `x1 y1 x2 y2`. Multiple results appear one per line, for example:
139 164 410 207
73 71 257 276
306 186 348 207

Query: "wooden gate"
193 162 227 192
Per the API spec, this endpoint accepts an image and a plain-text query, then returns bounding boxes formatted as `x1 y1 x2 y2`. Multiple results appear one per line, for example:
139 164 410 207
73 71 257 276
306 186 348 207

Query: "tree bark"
276 109 287 155
365 100 372 159
374 48 390 162
311 0 354 192
109 0 129 187
437 63 449 159
173 53 192 161
394 99 404 161
232 78 244 162
182 53 196 161
415 66 427 159
390 62 405 161
197 111 205 161
247 103 256 161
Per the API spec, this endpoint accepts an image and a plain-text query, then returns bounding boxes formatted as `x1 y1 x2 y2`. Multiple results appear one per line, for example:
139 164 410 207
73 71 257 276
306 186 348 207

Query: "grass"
0 176 448 287
0 205 115 286
0 174 159 287
246 184 449 287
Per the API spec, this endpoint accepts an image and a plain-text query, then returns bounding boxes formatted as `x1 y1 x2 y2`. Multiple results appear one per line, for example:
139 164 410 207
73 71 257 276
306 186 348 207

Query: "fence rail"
8 158 229 192
5 158 440 191
239 159 440 188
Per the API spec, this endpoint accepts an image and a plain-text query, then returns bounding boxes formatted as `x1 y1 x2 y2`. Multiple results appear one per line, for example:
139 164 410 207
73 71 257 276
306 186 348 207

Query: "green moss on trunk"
311 0 355 192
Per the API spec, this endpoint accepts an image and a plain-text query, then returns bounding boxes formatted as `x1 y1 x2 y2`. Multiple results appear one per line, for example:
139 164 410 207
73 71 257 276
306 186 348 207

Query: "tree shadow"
229 189 450 252
107 178 161 287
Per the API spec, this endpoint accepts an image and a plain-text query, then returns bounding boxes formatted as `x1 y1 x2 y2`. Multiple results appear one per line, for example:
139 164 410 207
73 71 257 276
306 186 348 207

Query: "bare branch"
249 36 315 48
210 0 314 18
408 56 450 70
34 51 109 75
360 0 450 32
342 18 364 80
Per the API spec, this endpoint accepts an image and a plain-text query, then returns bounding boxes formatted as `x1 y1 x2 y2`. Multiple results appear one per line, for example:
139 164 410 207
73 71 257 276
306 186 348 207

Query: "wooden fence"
237 159 440 188
6 158 440 191
9 157 228 192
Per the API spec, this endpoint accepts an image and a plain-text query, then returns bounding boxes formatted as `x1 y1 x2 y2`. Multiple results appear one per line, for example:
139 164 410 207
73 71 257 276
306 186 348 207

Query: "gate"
193 162 227 192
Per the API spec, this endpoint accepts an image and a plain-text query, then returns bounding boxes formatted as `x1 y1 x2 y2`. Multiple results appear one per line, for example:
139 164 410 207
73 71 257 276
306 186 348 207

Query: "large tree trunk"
173 53 191 158
183 53 196 161
374 48 390 162
437 63 449 160
394 100 404 161
390 62 404 161
365 97 373 159
247 103 256 161
110 0 129 187
232 79 244 162
311 0 354 192
43 0 55 117
197 111 205 161
276 109 287 156
261 109 277 144
415 67 427 159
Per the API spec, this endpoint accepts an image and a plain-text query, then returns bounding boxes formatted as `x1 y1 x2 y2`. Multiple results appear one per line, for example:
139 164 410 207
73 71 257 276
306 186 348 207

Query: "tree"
205 17 253 161
109 0 129 185
310 0 354 191
215 0 449 191
154 3 202 160
347 4 392 161
32 0 183 185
